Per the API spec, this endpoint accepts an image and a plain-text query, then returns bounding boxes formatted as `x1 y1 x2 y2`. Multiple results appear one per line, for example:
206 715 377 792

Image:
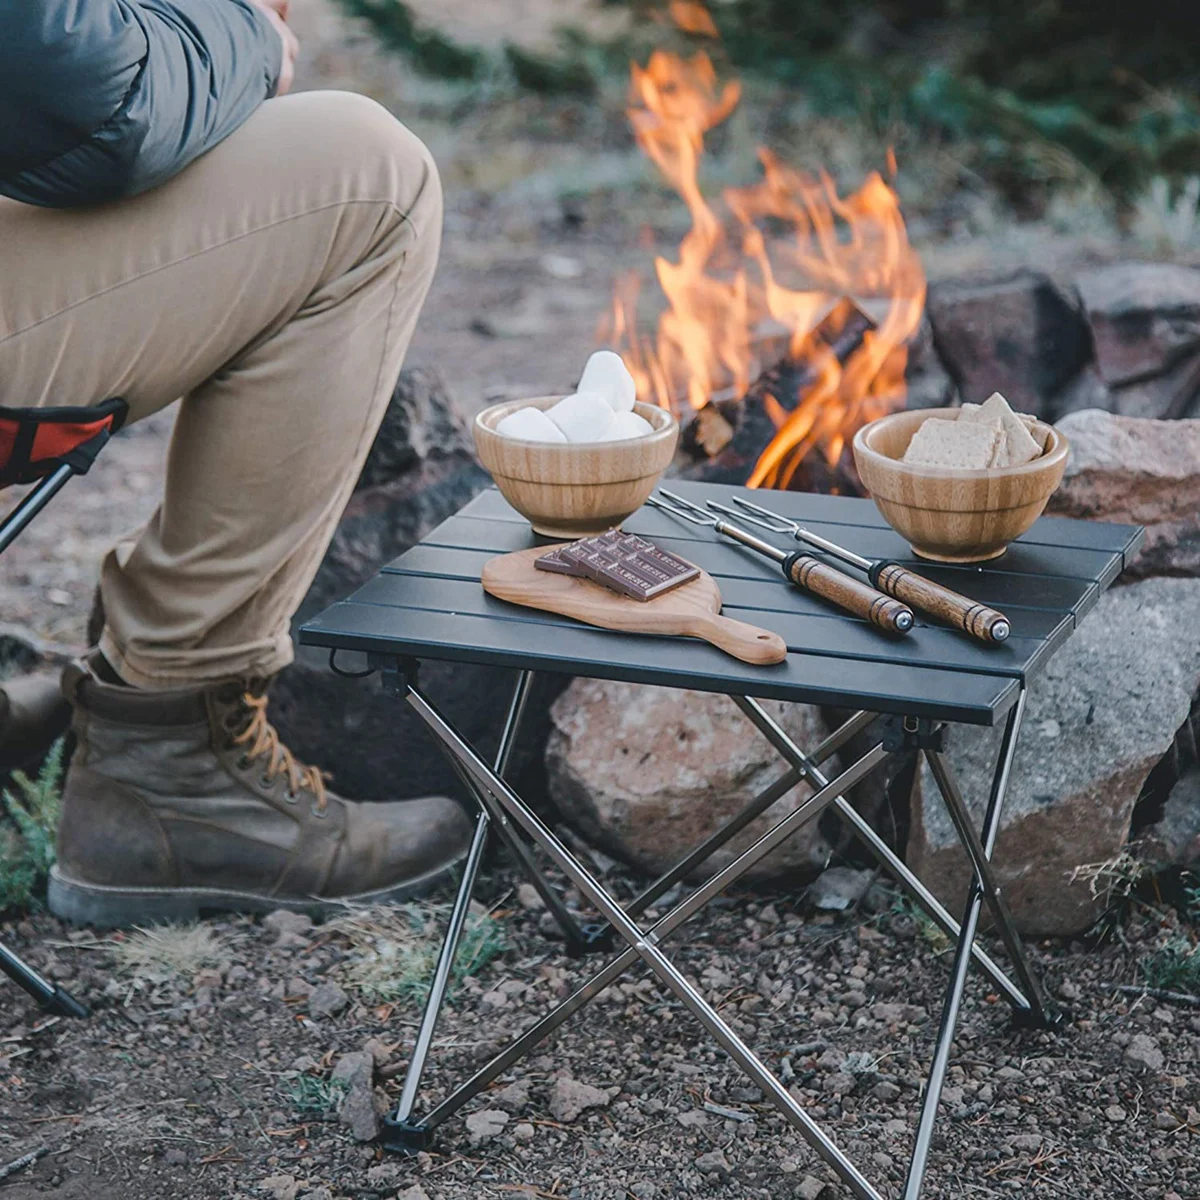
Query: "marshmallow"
495 406 568 443
578 350 637 413
605 410 655 441
546 391 616 443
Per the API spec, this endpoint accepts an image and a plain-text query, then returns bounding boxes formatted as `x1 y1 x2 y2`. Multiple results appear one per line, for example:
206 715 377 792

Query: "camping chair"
0 397 129 1017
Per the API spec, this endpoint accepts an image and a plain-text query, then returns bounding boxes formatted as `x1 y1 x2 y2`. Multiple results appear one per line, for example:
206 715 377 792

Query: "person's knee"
299 91 442 243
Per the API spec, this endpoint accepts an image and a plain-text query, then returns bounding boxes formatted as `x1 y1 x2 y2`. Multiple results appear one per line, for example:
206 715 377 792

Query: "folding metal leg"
0 941 89 1017
732 695 1034 1014
397 676 895 1198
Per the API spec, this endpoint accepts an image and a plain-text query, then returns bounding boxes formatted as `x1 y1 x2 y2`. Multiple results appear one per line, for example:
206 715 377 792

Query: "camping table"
300 480 1143 1199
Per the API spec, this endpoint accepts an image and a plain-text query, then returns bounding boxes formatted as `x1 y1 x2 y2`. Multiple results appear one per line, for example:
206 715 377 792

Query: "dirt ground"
2 865 1198 1200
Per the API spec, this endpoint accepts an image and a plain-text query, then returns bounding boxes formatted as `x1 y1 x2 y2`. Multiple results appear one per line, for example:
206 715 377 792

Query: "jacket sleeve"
0 0 282 208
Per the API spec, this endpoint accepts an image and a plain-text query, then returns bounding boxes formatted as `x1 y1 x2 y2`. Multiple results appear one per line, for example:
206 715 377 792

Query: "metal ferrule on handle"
867 561 1011 643
784 552 914 635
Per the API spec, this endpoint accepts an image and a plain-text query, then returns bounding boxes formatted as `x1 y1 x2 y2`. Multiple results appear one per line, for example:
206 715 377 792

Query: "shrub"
0 739 65 913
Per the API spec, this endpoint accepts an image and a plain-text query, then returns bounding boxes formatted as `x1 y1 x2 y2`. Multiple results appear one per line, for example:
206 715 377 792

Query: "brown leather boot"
47 659 472 927
0 670 71 770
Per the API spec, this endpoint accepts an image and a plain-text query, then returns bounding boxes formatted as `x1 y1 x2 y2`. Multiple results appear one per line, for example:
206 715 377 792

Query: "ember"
602 4 926 490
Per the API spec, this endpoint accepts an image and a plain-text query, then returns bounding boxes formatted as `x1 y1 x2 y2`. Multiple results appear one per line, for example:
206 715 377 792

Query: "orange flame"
603 9 926 489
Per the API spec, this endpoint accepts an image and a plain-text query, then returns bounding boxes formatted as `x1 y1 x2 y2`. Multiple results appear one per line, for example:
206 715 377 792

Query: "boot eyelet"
311 802 328 819
259 773 275 790
284 789 299 805
237 754 251 770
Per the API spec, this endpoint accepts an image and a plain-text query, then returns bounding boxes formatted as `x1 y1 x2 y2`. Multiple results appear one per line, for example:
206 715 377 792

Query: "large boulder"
1048 410 1200 577
546 680 840 881
271 370 559 805
1075 263 1200 389
926 270 1091 418
907 576 1200 937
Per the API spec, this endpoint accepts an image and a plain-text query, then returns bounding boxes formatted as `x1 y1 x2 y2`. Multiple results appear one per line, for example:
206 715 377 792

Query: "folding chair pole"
0 464 74 555
903 687 1030 1198
731 695 1032 1012
625 709 875 918
0 941 89 1018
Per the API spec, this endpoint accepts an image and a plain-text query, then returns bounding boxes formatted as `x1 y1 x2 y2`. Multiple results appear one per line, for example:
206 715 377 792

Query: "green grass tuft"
0 739 65 913
285 1074 347 1116
1142 936 1200 993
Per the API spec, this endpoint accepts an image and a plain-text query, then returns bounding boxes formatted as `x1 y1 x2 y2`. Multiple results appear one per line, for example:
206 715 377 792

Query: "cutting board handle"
687 612 788 665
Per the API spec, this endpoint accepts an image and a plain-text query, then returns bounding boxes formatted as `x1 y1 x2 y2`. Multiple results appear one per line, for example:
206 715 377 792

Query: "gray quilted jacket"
0 0 282 207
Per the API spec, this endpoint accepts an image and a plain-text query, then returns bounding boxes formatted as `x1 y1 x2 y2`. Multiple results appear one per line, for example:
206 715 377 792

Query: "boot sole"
47 853 465 929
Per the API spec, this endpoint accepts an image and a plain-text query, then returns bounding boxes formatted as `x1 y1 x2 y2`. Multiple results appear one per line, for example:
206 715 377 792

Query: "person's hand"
248 0 298 95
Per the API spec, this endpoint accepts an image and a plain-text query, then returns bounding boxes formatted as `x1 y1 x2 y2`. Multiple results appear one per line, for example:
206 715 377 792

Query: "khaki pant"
0 91 443 688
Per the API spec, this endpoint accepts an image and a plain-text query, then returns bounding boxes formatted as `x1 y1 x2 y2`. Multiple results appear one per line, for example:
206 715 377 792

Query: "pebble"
872 1081 901 1102
263 910 313 943
1104 1104 1128 1123
307 981 349 1020
465 1108 509 1144
163 1148 188 1166
513 1122 535 1142
395 1186 431 1200
298 1190 332 1200
516 883 545 910
695 1149 731 1175
259 1176 300 1200
1154 1111 1179 1130
550 1076 618 1123
1124 1033 1165 1072
798 1177 827 1199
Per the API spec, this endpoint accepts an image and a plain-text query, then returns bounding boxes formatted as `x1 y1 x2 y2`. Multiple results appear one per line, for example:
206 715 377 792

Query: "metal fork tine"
658 488 716 522
707 500 781 532
730 496 800 534
647 492 716 527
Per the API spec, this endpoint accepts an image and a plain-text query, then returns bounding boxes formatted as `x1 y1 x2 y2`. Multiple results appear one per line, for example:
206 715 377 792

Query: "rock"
798 1177 827 1200
908 577 1200 936
872 1080 901 1102
361 1037 393 1068
806 867 874 912
332 1051 378 1142
297 1191 332 1200
694 1148 731 1175
308 981 350 1020
270 369 560 807
1049 411 1200 577
163 1148 189 1166
547 682 835 880
1124 1033 1165 1073
1104 1104 1128 1123
513 1122 535 1141
396 1186 431 1200
926 271 1091 418
549 1076 618 1123
1143 768 1200 867
493 1078 531 1113
904 312 958 411
259 1176 300 1200
263 910 313 943
1075 263 1200 389
464 1108 509 1144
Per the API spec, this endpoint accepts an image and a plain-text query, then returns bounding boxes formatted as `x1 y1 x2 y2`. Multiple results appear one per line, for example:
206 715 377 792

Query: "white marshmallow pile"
494 350 654 444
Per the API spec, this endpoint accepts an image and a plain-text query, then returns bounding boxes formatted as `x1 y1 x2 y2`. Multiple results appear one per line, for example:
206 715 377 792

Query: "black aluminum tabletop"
300 482 1143 726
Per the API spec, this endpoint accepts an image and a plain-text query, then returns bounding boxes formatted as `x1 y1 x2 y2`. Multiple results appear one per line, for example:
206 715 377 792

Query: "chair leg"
0 942 89 1018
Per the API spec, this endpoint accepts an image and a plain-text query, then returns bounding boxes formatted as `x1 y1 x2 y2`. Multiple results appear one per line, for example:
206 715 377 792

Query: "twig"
1103 983 1200 1008
0 1145 49 1182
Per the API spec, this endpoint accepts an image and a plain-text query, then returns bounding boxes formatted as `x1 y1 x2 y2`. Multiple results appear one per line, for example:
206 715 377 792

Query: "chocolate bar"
535 531 700 601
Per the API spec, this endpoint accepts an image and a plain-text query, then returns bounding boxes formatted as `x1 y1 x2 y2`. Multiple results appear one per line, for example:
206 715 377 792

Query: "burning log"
679 299 877 489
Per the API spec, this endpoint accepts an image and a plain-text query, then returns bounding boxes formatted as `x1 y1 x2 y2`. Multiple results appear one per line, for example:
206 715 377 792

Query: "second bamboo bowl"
473 396 679 538
852 407 1069 562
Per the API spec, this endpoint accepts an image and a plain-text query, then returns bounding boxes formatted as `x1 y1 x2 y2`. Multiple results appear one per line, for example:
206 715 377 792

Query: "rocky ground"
2 864 1198 1200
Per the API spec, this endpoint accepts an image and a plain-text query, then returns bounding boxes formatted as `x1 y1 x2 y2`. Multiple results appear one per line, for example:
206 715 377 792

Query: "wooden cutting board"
481 546 788 666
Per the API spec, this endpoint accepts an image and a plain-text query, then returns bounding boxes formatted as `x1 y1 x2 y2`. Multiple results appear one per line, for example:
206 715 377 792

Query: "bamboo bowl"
473 396 679 538
852 407 1069 563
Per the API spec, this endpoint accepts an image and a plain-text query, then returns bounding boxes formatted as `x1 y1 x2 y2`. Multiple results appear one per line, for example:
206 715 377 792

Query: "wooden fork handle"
868 561 1011 644
784 553 914 635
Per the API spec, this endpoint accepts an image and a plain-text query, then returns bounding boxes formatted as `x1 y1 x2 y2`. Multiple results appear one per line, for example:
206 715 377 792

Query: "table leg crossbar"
382 665 1059 1199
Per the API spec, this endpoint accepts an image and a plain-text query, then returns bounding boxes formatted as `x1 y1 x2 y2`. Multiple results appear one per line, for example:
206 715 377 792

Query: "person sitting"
0 0 471 926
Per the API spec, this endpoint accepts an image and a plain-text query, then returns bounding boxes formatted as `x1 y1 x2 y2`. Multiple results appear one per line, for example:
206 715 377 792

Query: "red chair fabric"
0 398 128 487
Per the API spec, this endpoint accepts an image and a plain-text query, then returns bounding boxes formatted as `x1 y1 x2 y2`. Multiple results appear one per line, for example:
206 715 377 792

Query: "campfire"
602 14 927 492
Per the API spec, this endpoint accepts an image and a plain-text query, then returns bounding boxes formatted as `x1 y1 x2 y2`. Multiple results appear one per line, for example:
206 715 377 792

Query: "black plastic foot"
565 921 615 958
1009 1002 1067 1032
45 985 90 1019
379 1116 433 1155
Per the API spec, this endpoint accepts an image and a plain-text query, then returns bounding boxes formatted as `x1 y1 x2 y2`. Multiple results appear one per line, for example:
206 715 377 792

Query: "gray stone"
1049 410 1200 577
807 867 874 912
464 1108 509 1144
549 1076 618 1123
263 910 313 942
1143 768 1200 867
395 1187 431 1200
926 271 1091 418
493 1078 531 1113
1125 1033 1165 1073
308 981 349 1020
270 369 558 807
798 1177 828 1200
904 313 958 411
258 1176 300 1200
694 1149 731 1175
547 682 834 880
332 1051 378 1142
1075 262 1200 388
909 577 1200 936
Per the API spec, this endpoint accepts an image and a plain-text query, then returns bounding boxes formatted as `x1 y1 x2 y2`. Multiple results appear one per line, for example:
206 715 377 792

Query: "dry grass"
108 923 229 985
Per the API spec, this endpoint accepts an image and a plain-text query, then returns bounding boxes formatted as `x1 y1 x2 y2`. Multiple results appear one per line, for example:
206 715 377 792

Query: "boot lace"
231 692 329 814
